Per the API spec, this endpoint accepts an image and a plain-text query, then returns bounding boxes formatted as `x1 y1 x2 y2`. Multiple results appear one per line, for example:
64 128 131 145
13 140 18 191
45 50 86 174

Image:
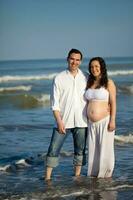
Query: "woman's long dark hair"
86 57 108 89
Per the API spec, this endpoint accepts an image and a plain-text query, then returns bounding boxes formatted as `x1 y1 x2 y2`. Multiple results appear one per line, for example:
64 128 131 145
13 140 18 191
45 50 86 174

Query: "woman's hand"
108 120 115 132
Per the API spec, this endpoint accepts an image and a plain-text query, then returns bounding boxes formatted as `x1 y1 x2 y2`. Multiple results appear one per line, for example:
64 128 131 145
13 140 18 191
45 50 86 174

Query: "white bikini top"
85 87 109 102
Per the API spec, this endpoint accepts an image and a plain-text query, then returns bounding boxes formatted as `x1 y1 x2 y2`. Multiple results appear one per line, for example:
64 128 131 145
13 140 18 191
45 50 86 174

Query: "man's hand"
53 110 66 134
57 120 66 134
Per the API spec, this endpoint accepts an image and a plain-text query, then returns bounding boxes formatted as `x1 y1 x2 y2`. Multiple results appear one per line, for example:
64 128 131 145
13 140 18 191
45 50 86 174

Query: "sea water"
0 57 133 199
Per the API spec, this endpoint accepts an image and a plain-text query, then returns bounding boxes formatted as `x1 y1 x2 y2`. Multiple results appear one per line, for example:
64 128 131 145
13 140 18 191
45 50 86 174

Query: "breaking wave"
108 70 133 76
118 85 133 95
0 151 72 173
0 85 32 92
0 73 57 83
114 134 133 144
0 70 133 83
0 93 50 109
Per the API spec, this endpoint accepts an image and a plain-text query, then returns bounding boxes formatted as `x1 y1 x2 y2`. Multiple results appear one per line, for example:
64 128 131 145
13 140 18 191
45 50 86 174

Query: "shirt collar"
66 68 82 77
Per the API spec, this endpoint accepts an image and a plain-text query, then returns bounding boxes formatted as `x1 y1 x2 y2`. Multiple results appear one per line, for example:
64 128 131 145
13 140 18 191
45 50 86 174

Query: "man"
45 49 88 180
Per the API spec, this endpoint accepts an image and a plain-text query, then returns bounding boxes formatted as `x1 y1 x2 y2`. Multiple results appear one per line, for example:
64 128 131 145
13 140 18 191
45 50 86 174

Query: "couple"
45 49 116 180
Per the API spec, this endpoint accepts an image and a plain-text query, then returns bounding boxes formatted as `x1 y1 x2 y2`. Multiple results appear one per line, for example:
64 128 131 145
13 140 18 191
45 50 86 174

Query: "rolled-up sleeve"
51 77 60 111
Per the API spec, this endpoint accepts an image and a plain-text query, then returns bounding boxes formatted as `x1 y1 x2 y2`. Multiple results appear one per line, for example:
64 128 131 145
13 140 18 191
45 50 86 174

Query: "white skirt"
87 116 115 178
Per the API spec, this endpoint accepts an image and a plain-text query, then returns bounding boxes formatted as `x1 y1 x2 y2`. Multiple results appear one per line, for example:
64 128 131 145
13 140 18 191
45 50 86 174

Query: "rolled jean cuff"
46 156 59 168
73 154 86 166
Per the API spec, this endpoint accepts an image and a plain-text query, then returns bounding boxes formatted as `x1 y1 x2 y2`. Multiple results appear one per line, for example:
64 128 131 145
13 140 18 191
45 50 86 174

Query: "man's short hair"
67 49 83 60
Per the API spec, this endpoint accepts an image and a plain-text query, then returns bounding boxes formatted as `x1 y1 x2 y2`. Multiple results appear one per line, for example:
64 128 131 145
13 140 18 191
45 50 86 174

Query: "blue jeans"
46 127 87 168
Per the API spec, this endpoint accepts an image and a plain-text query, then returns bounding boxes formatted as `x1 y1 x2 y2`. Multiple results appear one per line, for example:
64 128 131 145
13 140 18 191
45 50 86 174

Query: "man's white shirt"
51 69 88 128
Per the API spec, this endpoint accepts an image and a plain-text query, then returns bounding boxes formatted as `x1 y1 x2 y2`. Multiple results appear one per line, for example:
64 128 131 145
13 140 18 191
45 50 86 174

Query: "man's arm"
51 77 66 134
53 110 66 134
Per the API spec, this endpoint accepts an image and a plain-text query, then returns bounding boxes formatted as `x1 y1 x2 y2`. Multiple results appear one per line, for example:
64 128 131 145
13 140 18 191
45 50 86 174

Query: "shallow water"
0 57 133 199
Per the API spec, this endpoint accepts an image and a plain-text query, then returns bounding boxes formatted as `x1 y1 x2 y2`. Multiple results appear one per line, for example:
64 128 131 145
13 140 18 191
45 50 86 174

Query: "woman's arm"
108 79 116 132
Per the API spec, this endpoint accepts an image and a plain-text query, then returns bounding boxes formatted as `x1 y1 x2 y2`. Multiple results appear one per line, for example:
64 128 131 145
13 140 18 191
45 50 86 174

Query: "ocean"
0 57 133 200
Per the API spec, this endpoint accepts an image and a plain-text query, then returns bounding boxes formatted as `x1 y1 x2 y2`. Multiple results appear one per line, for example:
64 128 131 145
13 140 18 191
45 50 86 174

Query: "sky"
0 0 133 61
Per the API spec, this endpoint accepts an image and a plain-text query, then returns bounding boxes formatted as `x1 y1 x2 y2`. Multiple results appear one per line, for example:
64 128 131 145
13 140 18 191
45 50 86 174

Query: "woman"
85 57 116 178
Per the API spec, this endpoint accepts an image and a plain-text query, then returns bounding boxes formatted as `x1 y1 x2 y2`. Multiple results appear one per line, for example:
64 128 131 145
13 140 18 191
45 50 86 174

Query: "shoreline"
0 177 133 200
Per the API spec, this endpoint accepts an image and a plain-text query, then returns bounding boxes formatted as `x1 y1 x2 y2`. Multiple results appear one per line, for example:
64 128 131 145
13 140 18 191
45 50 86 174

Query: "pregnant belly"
87 101 109 122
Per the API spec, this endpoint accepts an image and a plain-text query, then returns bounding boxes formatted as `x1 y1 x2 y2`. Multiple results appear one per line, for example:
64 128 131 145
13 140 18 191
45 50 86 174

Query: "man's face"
67 53 82 72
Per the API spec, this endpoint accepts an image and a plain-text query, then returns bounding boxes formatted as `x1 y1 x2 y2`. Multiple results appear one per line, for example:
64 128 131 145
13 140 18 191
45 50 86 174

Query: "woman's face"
90 60 101 78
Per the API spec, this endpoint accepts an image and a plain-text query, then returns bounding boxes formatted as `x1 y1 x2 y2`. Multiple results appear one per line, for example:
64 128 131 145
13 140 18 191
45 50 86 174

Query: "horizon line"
0 56 133 62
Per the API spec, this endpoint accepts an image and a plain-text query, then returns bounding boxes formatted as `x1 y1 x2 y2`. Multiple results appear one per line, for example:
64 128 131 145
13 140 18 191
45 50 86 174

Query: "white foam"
61 191 84 197
107 184 133 190
123 85 133 94
108 70 133 76
0 164 10 172
0 85 32 92
115 134 133 144
36 94 50 103
0 73 57 83
0 159 31 173
118 85 133 94
16 159 31 166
